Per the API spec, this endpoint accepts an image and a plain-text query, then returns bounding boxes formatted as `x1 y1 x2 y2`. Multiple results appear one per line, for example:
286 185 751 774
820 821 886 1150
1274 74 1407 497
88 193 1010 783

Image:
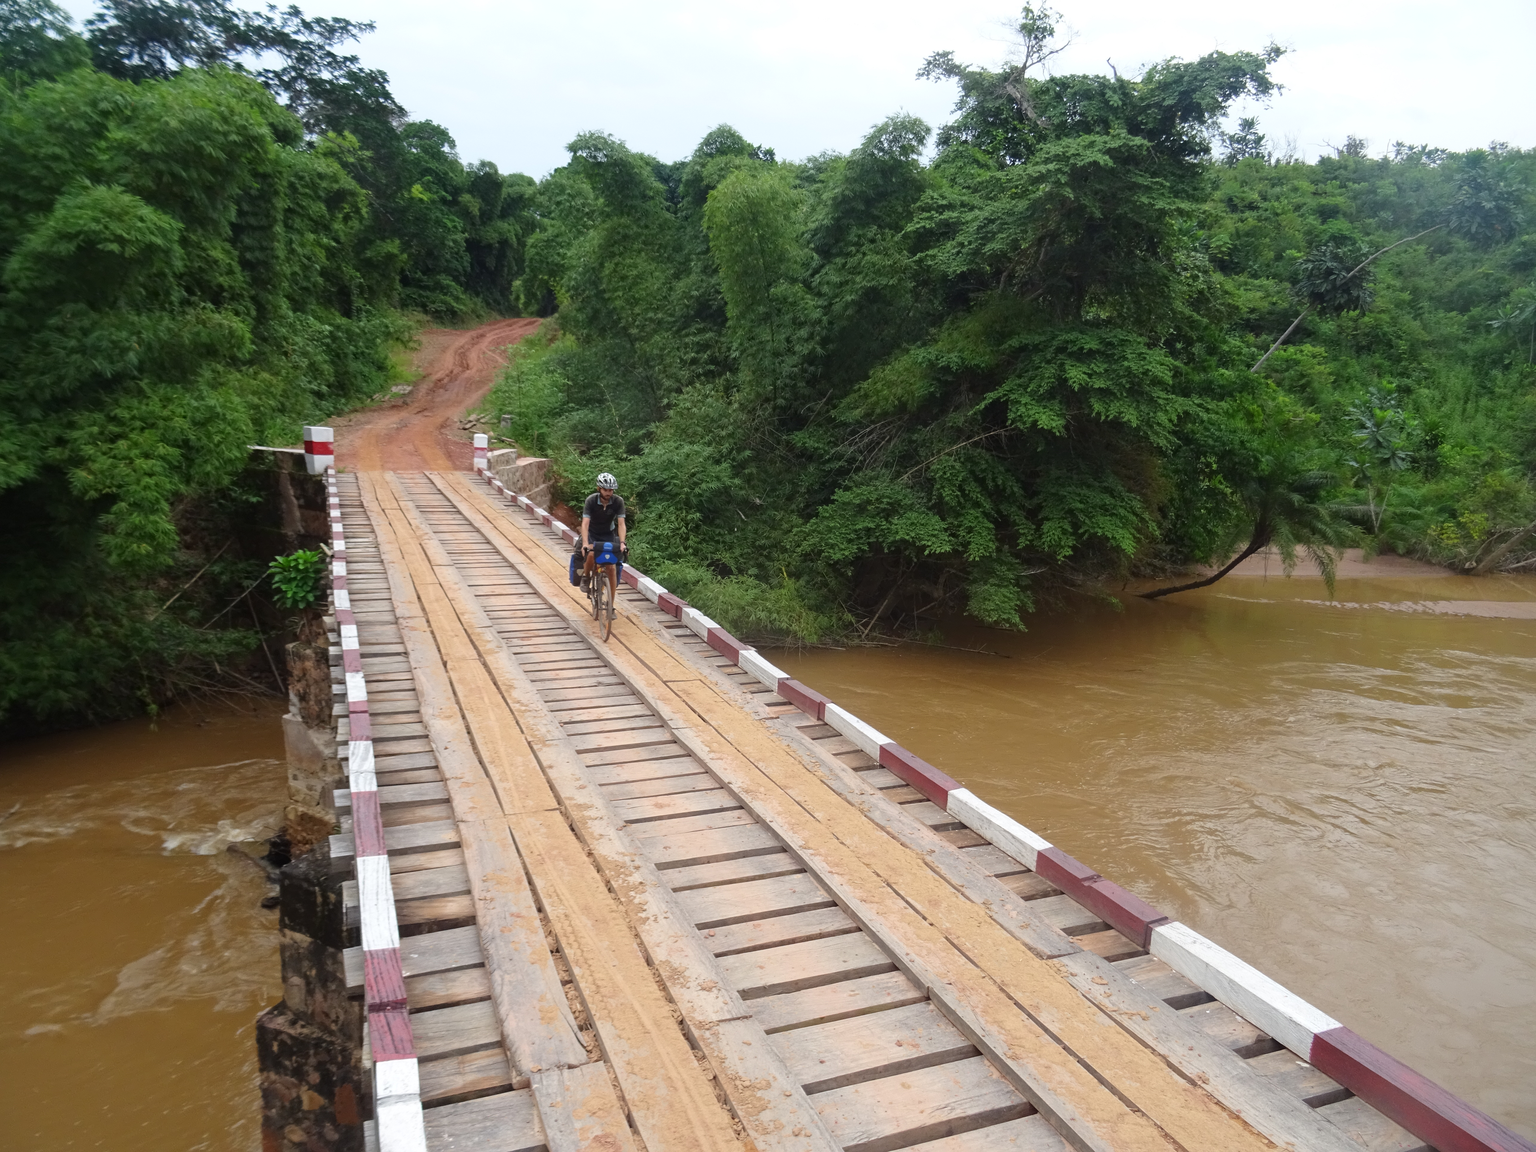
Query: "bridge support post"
303 425 334 475
258 848 364 1151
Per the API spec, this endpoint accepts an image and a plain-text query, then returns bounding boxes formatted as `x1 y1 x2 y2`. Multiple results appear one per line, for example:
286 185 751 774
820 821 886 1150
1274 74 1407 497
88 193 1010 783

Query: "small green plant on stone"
268 549 328 610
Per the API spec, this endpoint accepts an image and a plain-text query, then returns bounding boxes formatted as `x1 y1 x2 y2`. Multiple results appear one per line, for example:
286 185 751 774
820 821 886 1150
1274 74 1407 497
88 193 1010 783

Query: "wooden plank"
627 806 757 838
566 727 677 755
391 863 472 901
555 702 652 724
543 685 645 707
527 1062 639 1152
773 1001 979 1094
457 817 588 1074
344 925 484 991
608 787 742 825
405 965 492 1011
637 820 782 869
676 873 836 928
395 893 476 933
1073 929 1143 963
1110 955 1212 1009
997 872 1063 901
663 851 804 891
510 809 749 1152
959 845 1029 877
331 818 459 862
521 582 1280 1152
582 745 695 772
374 750 439 773
721 933 896 999
421 1084 543 1149
388 846 466 876
1243 1049 1350 1107
601 771 718 802
811 1056 1032 1152
377 781 450 807
561 714 666 737
526 667 626 686
410 998 502 1059
906 1116 1068 1151
1315 1097 1432 1152
707 907 857 957
418 1047 515 1107
1027 894 1108 937
380 801 456 827
1178 1002 1281 1059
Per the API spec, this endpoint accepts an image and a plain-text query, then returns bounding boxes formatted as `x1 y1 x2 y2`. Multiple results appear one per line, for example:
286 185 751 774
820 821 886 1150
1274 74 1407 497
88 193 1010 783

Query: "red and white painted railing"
473 461 1536 1152
324 436 428 1152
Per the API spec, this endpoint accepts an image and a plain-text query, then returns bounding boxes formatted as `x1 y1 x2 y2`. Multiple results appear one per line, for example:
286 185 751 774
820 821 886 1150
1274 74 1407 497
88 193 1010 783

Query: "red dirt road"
331 318 541 473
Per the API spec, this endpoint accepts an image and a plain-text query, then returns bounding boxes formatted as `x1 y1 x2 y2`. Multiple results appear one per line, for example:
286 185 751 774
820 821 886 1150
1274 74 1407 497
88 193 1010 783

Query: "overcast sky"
61 0 1535 176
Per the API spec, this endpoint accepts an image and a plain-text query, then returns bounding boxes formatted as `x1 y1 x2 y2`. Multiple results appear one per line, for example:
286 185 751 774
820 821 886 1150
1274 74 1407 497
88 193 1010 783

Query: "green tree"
1142 395 1355 598
0 55 398 729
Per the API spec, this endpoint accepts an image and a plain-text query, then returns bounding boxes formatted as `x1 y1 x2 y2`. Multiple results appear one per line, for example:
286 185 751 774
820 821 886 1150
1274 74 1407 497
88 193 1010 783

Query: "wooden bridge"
315 446 1531 1152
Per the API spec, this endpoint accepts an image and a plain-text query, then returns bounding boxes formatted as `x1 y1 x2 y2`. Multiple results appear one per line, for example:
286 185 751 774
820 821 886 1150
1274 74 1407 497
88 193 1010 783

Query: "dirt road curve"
332 317 541 473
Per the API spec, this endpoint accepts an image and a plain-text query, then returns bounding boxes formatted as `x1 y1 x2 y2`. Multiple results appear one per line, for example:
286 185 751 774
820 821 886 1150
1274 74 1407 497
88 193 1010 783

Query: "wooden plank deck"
329 466 1449 1152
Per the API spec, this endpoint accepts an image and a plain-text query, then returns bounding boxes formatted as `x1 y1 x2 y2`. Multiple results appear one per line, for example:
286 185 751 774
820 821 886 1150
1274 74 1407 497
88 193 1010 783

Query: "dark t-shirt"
583 492 626 541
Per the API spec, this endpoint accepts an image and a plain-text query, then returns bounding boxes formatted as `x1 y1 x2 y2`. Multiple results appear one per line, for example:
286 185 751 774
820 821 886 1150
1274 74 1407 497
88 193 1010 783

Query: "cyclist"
578 472 627 588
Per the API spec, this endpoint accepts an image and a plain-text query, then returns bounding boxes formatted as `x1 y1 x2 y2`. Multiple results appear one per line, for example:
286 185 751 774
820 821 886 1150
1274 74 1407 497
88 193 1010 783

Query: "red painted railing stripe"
363 948 409 1009
777 679 828 721
351 781 386 858
877 743 961 807
706 627 750 662
368 1005 415 1060
1310 1027 1535 1152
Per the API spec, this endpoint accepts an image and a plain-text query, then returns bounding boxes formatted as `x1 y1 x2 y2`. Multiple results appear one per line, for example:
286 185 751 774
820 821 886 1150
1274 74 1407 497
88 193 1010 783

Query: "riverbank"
0 699 287 1152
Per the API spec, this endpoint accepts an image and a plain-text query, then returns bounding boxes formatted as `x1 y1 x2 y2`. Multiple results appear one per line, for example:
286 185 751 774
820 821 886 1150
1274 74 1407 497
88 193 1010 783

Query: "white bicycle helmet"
596 472 617 490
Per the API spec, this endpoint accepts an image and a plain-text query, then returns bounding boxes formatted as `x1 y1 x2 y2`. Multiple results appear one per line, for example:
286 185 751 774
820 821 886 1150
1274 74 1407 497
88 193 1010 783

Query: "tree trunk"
1252 225 1444 373
1251 305 1312 373
1140 532 1272 600
1471 518 1536 575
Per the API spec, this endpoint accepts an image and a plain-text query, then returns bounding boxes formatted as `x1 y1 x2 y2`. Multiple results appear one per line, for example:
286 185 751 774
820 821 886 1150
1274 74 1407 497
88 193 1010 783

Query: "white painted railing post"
303 425 334 475
473 433 489 474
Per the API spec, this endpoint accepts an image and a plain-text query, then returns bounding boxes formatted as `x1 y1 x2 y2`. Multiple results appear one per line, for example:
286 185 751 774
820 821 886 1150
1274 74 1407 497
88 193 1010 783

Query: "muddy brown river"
0 701 287 1151
1 569 1532 1146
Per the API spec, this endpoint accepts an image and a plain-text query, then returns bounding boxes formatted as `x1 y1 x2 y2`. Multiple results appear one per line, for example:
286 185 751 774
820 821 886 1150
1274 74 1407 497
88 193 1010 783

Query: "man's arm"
581 515 591 551
617 513 626 550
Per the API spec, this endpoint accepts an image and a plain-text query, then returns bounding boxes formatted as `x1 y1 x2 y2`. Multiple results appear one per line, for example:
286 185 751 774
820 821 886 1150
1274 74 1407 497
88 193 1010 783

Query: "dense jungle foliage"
485 8 1535 640
0 0 534 732
3 1 1532 731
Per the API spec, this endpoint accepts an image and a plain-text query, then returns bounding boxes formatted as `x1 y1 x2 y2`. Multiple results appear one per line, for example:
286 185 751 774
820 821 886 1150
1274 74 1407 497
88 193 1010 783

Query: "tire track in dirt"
333 317 542 473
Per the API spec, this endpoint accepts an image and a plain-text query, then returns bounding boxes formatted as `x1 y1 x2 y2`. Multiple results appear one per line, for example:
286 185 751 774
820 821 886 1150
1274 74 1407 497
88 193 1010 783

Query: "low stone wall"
485 448 552 511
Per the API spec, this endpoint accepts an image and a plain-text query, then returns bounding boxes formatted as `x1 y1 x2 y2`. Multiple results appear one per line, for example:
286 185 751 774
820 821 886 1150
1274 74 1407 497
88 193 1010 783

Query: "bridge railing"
319 428 429 1152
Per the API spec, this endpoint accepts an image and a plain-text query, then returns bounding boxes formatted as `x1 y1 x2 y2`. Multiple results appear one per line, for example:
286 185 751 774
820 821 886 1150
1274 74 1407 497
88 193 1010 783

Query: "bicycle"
583 540 622 641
